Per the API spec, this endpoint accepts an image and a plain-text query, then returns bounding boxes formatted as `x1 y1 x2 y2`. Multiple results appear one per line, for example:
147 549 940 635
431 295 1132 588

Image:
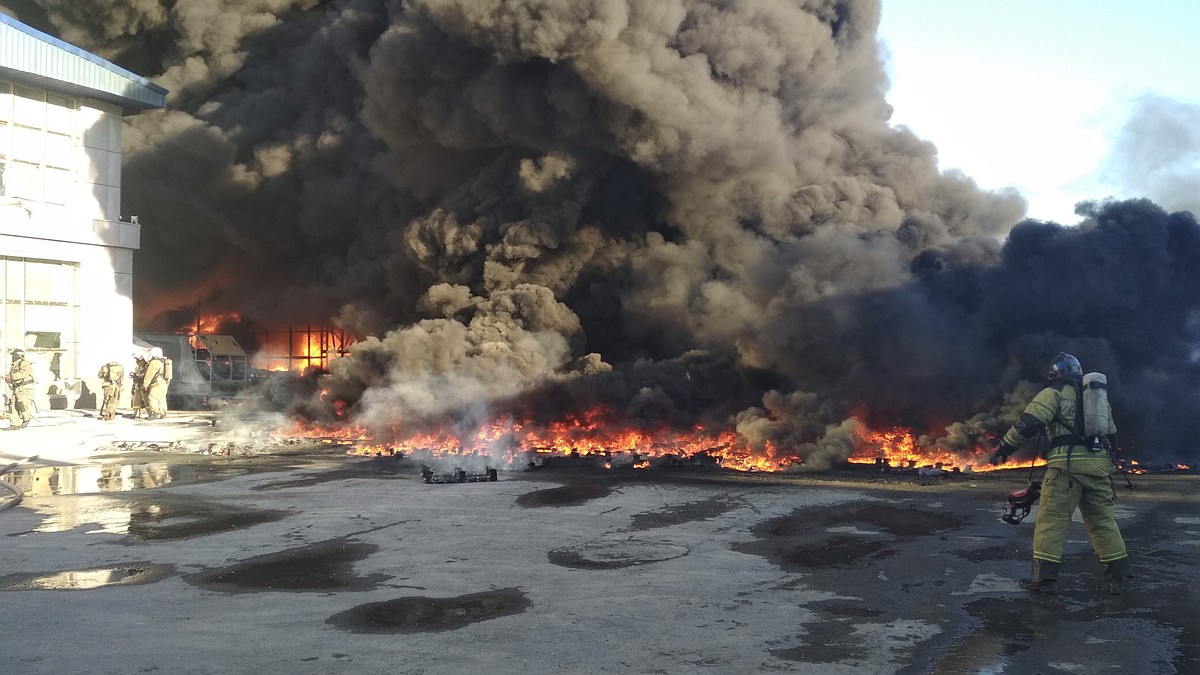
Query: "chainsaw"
1002 480 1041 525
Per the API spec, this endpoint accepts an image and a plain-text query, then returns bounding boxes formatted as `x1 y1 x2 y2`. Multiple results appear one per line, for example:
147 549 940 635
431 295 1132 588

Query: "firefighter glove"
990 441 1015 465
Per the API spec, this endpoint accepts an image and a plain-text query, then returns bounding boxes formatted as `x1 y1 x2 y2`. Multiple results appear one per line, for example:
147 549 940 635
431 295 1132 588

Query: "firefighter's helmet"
1047 352 1082 382
151 347 164 359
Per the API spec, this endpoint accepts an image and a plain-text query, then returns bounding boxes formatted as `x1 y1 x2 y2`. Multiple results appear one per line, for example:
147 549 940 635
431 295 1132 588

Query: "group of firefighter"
96 347 172 421
4 346 171 428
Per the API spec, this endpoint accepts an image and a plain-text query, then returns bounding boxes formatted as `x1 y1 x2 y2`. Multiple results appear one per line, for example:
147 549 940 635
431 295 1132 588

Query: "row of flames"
277 411 1036 473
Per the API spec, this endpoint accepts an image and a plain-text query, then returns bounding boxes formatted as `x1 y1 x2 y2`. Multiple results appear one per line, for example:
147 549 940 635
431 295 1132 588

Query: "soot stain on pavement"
628 495 743 530
122 495 288 542
734 502 965 572
189 539 386 592
825 504 965 537
0 563 174 590
548 539 690 569
326 588 531 633
953 543 1026 563
516 482 611 507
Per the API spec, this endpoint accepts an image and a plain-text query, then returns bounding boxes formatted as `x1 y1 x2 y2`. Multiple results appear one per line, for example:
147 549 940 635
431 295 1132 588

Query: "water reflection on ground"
0 564 173 590
5 462 251 497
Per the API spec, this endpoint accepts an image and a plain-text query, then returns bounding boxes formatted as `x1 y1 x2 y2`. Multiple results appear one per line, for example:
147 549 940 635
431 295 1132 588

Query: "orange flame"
277 410 797 472
279 414 1145 475
847 426 1043 473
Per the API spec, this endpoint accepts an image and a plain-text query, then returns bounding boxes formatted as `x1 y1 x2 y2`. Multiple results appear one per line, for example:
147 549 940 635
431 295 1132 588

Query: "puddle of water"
326 588 531 633
18 494 286 540
190 540 387 592
0 564 173 590
5 463 248 497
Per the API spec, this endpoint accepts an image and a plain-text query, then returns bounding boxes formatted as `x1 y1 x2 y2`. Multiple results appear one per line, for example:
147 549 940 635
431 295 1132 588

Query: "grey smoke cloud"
6 0 1199 464
1102 94 1200 218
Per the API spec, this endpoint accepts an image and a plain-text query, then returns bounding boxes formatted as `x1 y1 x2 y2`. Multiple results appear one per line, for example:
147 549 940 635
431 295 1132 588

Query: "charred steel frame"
251 323 352 372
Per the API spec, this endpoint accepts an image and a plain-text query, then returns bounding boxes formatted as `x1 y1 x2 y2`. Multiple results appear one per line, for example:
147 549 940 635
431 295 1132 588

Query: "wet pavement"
1 411 1198 674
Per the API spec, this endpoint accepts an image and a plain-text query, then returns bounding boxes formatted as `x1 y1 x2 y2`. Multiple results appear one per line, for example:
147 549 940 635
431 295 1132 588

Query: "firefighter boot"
1103 557 1133 595
1019 559 1059 593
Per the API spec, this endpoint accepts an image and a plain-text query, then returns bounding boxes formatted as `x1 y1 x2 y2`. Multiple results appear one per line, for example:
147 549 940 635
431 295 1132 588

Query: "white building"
1 14 166 411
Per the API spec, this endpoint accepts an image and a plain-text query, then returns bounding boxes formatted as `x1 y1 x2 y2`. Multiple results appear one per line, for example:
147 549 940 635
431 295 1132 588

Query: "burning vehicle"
136 333 250 410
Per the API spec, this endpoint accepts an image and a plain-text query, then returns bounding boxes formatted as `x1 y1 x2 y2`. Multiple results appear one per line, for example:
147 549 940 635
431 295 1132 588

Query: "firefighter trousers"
1032 467 1127 565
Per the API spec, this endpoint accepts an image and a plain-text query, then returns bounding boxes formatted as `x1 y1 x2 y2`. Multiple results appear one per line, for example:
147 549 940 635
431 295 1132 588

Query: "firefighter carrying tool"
989 353 1133 595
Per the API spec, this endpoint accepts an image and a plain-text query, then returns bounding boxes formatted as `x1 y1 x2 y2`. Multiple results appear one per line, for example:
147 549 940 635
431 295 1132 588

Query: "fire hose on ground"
0 457 32 512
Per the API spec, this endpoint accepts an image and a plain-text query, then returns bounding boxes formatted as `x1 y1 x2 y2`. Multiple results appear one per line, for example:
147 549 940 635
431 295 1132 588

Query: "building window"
2 256 79 382
0 80 77 205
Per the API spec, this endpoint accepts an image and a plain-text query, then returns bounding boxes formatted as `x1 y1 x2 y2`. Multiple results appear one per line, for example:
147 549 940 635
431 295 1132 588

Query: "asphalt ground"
1 410 1197 674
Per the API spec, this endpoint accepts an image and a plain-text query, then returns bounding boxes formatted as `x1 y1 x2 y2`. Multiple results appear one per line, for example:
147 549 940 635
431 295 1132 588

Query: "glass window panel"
11 125 43 162
5 304 23 339
25 262 70 303
27 330 62 349
5 160 40 201
45 133 71 167
43 167 71 205
45 95 73 133
12 86 43 128
0 81 12 123
5 260 24 299
23 305 68 336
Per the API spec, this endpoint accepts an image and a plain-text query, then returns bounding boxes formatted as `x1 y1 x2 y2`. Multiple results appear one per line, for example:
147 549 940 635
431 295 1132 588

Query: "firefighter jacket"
99 362 125 386
1001 379 1116 477
144 358 165 388
8 356 34 390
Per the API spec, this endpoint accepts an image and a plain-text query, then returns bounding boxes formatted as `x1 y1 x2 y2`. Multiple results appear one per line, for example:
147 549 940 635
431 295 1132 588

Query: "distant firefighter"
130 349 150 419
97 360 126 421
5 348 35 429
143 346 172 420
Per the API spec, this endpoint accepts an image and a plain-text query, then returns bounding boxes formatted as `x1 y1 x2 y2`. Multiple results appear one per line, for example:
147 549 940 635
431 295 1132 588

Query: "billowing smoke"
6 0 1199 463
1101 94 1200 218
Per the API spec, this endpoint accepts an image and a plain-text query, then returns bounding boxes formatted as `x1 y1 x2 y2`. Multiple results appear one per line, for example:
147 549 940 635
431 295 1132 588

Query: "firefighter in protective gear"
990 353 1131 594
5 348 35 428
97 360 126 421
130 350 150 419
143 347 170 420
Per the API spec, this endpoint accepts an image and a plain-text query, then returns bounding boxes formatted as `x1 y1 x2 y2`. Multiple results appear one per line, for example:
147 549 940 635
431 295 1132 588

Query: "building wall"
1 78 139 410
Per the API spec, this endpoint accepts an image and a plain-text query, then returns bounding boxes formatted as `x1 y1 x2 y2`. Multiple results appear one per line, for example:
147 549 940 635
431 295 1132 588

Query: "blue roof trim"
0 13 168 106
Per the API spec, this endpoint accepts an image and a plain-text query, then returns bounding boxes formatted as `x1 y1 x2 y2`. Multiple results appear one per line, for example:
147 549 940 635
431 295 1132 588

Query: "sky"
878 0 1200 225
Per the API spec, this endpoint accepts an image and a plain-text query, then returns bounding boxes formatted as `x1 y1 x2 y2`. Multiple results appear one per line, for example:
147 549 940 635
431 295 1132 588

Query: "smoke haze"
5 0 1198 463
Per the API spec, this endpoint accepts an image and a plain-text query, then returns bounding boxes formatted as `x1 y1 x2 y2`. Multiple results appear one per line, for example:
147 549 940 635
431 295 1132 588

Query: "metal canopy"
0 13 167 112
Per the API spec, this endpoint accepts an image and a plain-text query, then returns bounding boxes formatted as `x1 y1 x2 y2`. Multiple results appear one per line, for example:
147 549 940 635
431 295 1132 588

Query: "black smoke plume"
5 0 1197 463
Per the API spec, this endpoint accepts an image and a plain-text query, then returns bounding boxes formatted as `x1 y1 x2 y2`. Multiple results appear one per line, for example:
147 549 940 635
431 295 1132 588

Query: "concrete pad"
1 411 1197 674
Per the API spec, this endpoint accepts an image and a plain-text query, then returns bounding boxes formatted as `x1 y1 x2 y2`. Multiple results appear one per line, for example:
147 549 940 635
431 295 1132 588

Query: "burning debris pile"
10 0 1200 470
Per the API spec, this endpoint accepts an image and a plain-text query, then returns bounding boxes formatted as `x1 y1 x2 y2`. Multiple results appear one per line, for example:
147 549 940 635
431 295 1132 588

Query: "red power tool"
1002 480 1041 525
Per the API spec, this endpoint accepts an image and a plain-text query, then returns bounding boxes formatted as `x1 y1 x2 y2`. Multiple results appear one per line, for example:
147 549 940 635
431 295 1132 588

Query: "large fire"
848 428 1038 474
281 407 796 472
277 409 1021 474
